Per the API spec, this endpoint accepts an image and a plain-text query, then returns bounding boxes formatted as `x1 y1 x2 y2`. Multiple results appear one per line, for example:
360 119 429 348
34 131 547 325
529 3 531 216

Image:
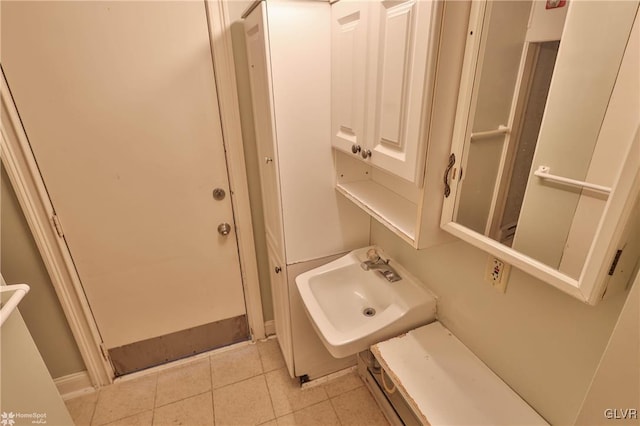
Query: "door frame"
0 0 264 386
205 0 265 341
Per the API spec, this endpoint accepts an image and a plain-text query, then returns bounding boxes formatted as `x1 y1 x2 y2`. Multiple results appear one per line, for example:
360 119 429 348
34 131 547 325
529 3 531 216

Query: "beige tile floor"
65 339 389 426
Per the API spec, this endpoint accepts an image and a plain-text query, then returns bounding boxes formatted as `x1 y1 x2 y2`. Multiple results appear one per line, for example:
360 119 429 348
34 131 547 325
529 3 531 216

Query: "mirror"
442 0 640 303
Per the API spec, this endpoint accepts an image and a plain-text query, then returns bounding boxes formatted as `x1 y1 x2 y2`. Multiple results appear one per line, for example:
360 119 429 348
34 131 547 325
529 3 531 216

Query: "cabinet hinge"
51 214 64 238
608 249 623 276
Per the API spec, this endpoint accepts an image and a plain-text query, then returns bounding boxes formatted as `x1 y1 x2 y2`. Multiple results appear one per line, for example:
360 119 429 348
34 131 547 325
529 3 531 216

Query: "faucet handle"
366 248 380 262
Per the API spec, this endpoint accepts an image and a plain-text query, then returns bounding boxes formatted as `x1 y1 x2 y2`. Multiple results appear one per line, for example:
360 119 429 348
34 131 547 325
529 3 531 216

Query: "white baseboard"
264 320 275 336
55 371 95 400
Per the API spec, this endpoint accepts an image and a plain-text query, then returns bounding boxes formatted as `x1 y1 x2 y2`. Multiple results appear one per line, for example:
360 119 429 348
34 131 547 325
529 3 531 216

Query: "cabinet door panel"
378 4 412 147
369 0 439 184
244 5 286 259
331 0 369 154
266 244 294 377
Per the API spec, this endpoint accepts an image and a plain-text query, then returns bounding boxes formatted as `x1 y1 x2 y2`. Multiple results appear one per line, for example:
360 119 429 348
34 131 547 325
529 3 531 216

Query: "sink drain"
362 307 376 317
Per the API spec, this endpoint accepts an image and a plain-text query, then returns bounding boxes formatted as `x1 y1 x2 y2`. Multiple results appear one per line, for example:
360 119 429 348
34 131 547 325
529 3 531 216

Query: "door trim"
0 72 114 386
206 0 265 339
0 0 265 387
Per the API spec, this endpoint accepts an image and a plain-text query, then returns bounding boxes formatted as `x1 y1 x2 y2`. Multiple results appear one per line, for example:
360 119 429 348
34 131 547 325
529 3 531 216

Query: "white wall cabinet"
333 0 471 248
244 0 370 379
332 0 440 184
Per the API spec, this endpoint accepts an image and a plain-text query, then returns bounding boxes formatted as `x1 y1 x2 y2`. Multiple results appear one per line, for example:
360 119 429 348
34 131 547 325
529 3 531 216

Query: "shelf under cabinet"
336 180 417 243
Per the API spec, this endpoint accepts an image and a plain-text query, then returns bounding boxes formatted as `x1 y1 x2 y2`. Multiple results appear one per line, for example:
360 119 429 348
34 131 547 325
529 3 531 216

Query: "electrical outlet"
546 0 566 10
485 256 511 293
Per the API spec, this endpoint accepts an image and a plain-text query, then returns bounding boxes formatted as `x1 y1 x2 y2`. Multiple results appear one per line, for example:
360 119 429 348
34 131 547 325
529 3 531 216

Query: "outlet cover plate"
485 256 511 293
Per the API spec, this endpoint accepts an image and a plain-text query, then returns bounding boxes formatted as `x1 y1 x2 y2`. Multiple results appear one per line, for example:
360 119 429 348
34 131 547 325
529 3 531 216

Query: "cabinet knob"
351 144 361 154
265 157 273 164
275 266 282 273
361 149 372 159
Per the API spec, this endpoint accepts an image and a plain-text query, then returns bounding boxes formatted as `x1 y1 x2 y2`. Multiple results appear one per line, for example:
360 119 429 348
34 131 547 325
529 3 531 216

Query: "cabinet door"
244 4 286 259
331 0 370 155
266 243 294 377
367 0 440 184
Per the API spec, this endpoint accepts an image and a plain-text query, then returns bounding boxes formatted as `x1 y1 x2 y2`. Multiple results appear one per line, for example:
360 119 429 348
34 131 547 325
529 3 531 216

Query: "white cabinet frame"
441 2 640 305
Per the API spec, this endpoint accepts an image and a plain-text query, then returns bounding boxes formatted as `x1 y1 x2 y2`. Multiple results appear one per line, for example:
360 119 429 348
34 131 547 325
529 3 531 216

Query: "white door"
2 1 248 374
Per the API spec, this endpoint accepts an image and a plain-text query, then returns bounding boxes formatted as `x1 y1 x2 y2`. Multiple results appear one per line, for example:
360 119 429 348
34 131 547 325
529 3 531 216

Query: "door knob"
218 223 232 236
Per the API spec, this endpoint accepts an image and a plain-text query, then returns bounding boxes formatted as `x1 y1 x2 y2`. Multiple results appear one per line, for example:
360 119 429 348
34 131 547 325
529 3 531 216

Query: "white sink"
295 247 437 358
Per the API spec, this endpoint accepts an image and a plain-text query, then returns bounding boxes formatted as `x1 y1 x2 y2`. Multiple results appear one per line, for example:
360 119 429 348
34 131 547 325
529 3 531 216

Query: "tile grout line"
262 372 278 423
210 344 273 425
256 340 272 374
327 395 344 426
209 345 265 391
208 354 215 425
91 373 165 426
88 390 99 426
154 389 213 409
90 341 382 426
151 373 159 426
253 343 277 423
291 399 343 425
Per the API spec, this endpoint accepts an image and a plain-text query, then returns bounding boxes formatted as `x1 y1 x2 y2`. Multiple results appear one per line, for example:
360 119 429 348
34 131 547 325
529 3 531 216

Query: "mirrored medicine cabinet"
441 0 640 304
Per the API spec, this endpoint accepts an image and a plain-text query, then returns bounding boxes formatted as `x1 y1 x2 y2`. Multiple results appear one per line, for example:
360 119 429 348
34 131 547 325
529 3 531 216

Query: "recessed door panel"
331 0 369 155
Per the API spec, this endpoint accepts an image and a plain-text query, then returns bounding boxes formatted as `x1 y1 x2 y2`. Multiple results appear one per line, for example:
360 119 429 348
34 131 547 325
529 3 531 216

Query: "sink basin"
296 247 437 358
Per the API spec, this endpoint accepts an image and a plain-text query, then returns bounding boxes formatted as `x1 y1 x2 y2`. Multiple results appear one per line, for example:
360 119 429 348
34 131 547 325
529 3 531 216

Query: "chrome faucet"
360 252 402 282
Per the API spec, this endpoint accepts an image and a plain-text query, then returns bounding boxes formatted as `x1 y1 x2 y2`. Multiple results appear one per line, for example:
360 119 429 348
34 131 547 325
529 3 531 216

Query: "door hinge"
608 249 623 276
99 343 109 361
51 214 64 238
